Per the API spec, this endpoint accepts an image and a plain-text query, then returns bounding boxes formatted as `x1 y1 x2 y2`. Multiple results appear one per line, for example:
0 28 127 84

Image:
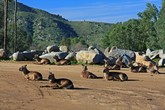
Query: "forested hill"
0 0 113 51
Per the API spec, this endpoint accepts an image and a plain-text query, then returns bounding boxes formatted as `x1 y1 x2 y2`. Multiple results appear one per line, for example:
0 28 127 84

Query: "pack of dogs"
19 56 161 89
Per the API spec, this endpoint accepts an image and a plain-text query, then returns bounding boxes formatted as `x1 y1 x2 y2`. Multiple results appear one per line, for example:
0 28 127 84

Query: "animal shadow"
127 79 140 81
96 76 103 79
40 79 48 81
159 72 165 74
40 86 90 90
72 87 91 90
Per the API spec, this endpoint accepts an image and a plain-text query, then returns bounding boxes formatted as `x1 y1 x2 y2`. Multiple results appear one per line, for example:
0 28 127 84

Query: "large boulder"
135 52 156 67
76 50 104 64
65 52 76 60
104 47 135 60
39 52 68 63
122 54 134 67
46 45 59 53
22 51 43 61
146 49 163 60
11 52 24 61
146 48 154 56
159 53 165 59
104 56 117 66
11 51 43 61
76 46 106 64
158 59 165 67
0 49 8 59
88 46 106 59
59 45 69 52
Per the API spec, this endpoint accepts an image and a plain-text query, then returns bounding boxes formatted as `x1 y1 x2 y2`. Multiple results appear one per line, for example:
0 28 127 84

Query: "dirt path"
0 61 165 110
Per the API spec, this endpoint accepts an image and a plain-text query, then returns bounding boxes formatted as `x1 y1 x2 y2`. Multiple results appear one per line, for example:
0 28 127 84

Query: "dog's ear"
24 65 27 67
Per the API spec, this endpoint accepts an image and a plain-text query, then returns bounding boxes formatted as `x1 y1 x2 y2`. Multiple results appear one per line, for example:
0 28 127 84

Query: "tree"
0 3 3 48
14 0 17 52
0 3 3 29
102 3 160 52
138 3 159 49
156 0 165 50
60 37 71 47
3 0 8 52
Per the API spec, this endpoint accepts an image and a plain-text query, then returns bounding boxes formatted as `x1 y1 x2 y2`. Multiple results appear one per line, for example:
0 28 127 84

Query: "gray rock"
104 47 111 57
40 52 68 63
104 56 117 66
75 46 106 64
65 52 76 60
76 50 104 64
59 45 69 52
11 51 43 61
158 59 165 67
146 48 154 56
159 53 165 59
46 45 59 53
88 46 106 59
105 47 135 60
147 49 163 60
12 52 24 61
88 46 96 51
122 54 134 67
0 49 8 59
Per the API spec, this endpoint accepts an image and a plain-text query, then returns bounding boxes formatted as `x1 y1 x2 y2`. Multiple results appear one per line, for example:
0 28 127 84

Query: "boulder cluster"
1 45 165 67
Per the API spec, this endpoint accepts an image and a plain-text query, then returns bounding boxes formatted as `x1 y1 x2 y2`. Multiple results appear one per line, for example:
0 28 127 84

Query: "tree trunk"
14 0 17 52
4 0 8 52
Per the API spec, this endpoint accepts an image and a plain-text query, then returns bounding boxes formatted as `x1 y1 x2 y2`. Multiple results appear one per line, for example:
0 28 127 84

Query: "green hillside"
0 0 113 52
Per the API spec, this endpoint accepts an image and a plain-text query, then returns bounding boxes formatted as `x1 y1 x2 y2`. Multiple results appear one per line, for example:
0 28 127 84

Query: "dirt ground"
0 61 165 110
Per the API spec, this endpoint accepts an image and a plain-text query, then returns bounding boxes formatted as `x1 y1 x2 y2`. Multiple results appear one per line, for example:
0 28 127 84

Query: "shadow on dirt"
127 79 140 81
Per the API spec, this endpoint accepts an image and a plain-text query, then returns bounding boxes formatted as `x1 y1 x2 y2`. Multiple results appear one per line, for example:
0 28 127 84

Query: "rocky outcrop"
10 50 43 61
59 45 69 53
135 52 156 67
76 46 106 64
39 52 68 63
146 48 165 59
46 45 59 53
104 47 135 60
0 49 8 59
158 59 165 67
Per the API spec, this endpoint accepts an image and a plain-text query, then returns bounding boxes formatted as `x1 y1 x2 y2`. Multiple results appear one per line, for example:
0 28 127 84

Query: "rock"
88 46 106 60
59 45 69 52
104 56 117 66
105 47 135 60
104 47 111 57
88 46 96 51
146 48 154 56
76 50 104 64
135 52 155 67
147 49 163 60
76 46 106 64
46 45 59 53
39 52 68 63
158 59 165 67
11 51 43 61
0 49 8 59
122 54 134 67
12 52 24 61
159 53 165 59
65 52 76 60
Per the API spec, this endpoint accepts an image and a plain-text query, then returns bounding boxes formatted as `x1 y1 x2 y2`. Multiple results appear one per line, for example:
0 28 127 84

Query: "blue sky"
18 0 161 23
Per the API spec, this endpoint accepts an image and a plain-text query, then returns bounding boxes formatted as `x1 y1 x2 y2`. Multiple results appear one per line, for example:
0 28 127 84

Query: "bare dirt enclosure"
0 61 165 110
